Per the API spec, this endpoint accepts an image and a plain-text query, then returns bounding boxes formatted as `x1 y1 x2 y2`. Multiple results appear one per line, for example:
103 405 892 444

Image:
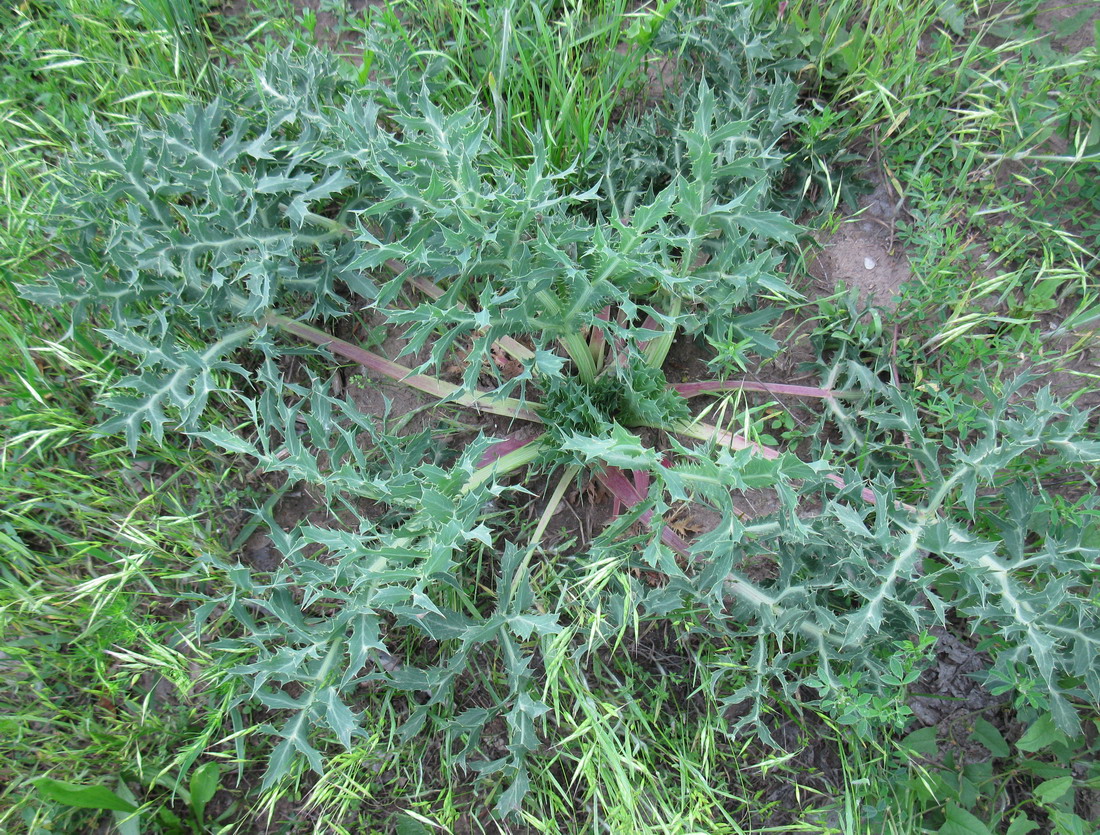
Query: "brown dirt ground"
805 176 913 312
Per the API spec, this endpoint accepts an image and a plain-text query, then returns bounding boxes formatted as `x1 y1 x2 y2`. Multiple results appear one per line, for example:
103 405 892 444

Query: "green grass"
0 0 216 268
781 0 1099 388
369 0 672 171
0 2 250 831
3 0 1099 832
0 296 252 831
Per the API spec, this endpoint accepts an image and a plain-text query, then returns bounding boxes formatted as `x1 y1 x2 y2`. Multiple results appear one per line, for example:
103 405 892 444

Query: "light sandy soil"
806 178 912 311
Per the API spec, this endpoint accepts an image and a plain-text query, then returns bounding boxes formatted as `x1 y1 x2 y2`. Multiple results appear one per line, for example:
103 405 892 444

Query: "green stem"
533 288 596 383
314 634 344 684
921 469 964 523
300 210 353 236
528 465 580 554
561 329 598 383
644 294 681 369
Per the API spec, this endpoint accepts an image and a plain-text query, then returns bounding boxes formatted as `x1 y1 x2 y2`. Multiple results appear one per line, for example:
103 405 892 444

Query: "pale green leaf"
1005 815 1038 835
1034 775 1073 805
970 718 1009 758
938 803 993 835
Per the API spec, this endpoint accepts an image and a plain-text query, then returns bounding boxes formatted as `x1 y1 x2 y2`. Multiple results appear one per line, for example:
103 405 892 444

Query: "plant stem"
562 329 598 383
528 464 580 554
462 436 547 494
674 380 853 400
267 314 543 423
643 295 681 369
666 418 893 506
664 418 778 457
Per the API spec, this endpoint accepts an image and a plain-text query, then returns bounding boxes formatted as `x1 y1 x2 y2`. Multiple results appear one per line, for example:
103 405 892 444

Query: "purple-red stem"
476 434 538 468
589 306 611 369
597 466 692 556
673 380 851 400
269 314 542 423
671 419 883 505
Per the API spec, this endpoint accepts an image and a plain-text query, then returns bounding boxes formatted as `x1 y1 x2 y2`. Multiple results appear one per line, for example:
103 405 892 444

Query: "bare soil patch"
806 178 912 310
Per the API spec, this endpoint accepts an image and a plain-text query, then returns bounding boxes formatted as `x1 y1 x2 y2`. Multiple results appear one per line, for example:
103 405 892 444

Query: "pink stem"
589 305 611 368
680 420 780 459
597 467 691 556
635 314 660 354
477 434 537 468
674 419 885 505
674 380 851 400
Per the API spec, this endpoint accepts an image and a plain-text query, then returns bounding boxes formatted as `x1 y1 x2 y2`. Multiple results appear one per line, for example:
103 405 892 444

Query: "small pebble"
864 256 877 270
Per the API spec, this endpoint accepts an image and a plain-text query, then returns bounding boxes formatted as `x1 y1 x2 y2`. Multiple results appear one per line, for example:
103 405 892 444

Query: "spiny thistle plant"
24 5 1100 816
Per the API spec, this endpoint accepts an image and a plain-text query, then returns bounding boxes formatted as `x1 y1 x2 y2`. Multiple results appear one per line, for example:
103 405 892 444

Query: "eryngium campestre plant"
24 25 1100 816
